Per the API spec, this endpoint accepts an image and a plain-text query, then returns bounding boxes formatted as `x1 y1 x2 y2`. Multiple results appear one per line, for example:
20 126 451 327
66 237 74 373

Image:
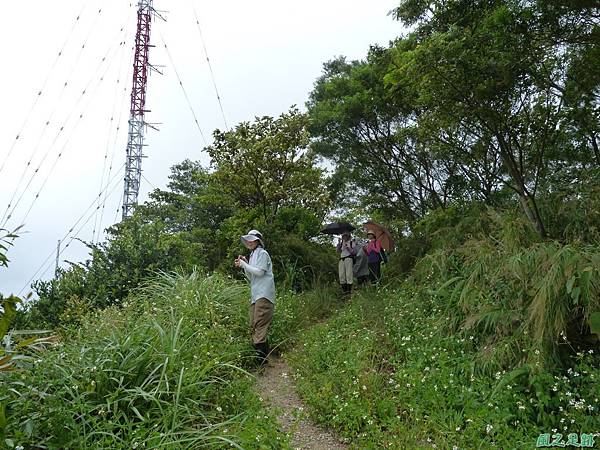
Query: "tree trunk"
591 133 600 166
518 193 546 238
497 136 547 238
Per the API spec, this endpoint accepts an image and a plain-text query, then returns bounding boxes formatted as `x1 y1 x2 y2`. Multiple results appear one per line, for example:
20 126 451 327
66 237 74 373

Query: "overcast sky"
0 0 403 297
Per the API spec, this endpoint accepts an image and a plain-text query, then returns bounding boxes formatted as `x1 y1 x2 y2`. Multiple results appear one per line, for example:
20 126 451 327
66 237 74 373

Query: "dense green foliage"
290 284 599 449
309 0 600 238
1 272 343 449
286 203 600 448
20 109 336 329
208 108 330 221
4 1 599 448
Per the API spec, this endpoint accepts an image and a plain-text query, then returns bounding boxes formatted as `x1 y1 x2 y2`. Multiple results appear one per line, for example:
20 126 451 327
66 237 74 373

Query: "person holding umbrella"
234 229 275 366
365 231 384 284
363 221 394 285
320 222 358 295
337 232 357 296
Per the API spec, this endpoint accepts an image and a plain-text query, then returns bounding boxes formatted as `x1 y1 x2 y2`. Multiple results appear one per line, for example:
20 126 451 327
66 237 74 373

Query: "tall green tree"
207 108 330 222
136 159 237 270
24 114 338 328
308 51 441 223
307 48 507 225
388 0 600 237
138 160 236 234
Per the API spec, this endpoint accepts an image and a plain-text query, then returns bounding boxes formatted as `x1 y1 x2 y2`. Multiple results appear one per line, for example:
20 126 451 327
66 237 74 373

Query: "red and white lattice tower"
122 0 154 219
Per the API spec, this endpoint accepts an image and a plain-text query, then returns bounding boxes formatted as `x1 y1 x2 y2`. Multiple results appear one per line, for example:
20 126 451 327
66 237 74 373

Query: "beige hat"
241 229 264 247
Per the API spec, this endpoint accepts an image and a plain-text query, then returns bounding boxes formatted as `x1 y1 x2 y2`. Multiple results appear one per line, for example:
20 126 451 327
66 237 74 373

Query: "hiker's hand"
235 255 247 267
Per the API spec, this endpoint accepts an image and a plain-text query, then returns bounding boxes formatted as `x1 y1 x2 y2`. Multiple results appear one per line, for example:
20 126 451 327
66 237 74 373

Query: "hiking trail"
256 355 349 450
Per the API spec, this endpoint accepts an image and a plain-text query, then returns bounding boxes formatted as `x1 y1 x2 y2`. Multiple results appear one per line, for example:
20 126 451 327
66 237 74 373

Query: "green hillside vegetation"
1 271 342 448
290 209 600 449
2 0 599 448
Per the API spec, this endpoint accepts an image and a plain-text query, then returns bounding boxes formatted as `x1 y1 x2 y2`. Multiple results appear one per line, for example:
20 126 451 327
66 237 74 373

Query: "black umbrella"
320 222 356 235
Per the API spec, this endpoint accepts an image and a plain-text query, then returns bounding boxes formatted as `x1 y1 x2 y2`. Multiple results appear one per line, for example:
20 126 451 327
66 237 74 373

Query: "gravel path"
255 355 349 450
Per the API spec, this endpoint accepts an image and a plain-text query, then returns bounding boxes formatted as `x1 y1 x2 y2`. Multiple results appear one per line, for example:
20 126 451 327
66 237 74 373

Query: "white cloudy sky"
0 0 402 297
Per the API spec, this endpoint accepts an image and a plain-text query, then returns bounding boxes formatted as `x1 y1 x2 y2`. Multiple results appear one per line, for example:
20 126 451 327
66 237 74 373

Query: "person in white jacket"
336 232 357 296
235 229 275 365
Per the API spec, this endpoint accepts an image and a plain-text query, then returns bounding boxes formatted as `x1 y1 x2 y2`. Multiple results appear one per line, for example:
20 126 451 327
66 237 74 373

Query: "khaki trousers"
249 298 274 345
338 257 354 285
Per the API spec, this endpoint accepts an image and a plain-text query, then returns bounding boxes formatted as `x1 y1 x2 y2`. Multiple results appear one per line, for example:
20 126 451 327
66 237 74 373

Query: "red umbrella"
363 220 395 252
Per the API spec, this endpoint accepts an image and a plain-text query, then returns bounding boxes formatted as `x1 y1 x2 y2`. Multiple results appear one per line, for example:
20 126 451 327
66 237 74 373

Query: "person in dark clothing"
365 231 383 284
353 241 370 286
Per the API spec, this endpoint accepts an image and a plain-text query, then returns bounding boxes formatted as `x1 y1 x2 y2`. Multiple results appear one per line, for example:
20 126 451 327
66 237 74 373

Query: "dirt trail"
255 355 349 450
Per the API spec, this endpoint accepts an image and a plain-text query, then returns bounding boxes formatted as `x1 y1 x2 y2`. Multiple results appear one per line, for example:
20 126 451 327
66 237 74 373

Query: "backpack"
350 239 357 262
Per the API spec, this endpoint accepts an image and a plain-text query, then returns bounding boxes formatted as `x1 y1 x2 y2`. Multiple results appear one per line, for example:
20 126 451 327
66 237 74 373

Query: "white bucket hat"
241 229 264 247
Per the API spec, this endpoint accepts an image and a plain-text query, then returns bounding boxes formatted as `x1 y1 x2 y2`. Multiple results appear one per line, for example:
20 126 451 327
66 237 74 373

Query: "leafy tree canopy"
208 108 331 221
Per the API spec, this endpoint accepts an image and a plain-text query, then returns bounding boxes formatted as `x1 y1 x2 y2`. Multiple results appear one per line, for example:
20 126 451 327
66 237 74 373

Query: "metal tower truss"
122 0 162 220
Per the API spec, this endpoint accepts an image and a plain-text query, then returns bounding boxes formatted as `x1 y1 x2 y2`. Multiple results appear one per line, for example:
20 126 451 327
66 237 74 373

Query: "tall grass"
1 271 285 449
284 207 600 448
289 284 600 449
412 212 600 371
1 266 344 449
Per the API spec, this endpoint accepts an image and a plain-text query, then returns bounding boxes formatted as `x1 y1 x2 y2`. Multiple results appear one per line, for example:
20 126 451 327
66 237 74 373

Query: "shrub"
289 286 600 449
1 272 287 449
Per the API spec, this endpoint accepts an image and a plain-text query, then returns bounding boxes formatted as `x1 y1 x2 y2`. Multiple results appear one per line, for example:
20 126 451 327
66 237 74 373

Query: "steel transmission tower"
122 0 154 219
